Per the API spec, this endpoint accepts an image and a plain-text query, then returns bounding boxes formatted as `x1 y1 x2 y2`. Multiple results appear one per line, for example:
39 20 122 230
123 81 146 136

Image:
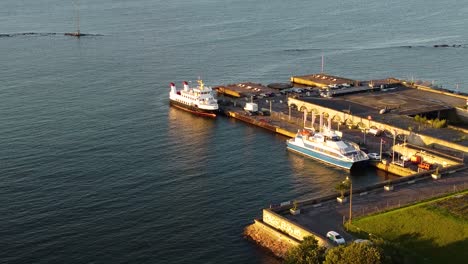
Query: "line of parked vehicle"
326 230 372 246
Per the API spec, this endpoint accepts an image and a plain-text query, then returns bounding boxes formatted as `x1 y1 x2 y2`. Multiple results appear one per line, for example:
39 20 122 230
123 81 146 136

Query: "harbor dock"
217 73 467 177
213 73 468 259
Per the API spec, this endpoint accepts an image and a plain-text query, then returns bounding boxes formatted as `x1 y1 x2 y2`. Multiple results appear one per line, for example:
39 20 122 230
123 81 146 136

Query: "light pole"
346 176 353 224
379 138 383 161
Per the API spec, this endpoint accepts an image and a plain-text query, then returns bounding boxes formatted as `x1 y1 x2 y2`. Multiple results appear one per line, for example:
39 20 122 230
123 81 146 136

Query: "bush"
324 242 384 264
284 236 326 264
413 115 446 128
335 180 350 198
432 118 446 128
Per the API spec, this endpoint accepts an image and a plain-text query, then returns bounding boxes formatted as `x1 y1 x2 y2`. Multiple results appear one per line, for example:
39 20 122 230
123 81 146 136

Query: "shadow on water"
286 151 400 199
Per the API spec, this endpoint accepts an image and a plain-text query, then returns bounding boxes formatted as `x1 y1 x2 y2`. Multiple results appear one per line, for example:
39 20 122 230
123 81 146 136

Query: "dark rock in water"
433 44 463 48
0 32 61 38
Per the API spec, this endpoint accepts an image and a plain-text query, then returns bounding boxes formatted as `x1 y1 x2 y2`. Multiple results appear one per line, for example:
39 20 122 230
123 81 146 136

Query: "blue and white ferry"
287 127 368 170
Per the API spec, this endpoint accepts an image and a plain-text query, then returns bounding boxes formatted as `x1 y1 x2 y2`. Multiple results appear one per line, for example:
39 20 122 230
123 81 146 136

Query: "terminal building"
288 73 468 156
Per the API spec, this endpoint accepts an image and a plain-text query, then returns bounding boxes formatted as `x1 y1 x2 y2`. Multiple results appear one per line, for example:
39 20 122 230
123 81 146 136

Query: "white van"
368 128 382 136
292 88 303 93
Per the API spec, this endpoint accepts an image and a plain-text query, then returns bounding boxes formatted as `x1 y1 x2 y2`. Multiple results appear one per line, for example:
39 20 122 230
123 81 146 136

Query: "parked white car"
368 153 381 160
326 231 345 245
368 128 382 136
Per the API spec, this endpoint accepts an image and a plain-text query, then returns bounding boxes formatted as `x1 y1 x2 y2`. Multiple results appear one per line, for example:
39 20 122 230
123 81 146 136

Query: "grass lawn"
350 191 468 264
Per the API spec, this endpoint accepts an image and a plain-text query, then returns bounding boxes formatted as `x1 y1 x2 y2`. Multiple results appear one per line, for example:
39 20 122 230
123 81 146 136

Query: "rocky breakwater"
244 208 331 259
244 219 299 258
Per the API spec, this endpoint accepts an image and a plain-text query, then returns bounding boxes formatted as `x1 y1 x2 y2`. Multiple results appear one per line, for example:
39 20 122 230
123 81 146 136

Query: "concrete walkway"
285 169 468 242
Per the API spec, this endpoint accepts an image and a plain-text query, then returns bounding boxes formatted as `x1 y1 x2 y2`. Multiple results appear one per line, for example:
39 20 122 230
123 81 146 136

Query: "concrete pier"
224 73 468 259
218 74 467 177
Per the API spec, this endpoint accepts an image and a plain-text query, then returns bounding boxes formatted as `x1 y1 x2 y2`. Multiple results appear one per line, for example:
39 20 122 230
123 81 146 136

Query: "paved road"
285 169 468 243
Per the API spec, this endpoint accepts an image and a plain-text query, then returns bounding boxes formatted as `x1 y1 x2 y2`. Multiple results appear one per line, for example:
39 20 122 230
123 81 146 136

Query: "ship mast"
75 0 80 36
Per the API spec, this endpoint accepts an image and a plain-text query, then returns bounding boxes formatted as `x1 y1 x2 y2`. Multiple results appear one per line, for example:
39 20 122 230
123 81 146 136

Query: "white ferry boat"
287 127 368 169
169 80 219 117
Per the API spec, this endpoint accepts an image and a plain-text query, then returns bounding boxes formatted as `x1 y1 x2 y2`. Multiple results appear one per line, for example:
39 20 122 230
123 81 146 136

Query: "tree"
284 236 326 264
292 200 299 210
335 180 350 198
324 242 384 264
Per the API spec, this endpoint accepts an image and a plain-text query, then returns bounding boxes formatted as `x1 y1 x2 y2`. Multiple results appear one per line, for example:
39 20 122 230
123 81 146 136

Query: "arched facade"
287 97 468 153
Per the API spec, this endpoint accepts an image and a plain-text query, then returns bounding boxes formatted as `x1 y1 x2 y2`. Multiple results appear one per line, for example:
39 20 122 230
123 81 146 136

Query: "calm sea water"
1 1 467 263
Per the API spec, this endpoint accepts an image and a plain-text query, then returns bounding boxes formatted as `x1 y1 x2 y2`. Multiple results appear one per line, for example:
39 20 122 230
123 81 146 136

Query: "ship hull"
170 99 218 118
287 141 359 170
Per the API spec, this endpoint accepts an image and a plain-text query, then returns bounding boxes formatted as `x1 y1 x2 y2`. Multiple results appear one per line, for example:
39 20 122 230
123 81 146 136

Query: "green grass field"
351 191 468 264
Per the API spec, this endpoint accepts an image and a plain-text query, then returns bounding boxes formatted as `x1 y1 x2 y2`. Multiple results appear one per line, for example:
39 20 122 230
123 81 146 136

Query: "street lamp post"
346 176 353 224
362 129 367 145
379 138 383 161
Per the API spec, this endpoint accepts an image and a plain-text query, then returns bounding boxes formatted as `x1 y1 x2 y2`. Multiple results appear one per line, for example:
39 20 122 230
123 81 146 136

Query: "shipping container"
410 155 422 164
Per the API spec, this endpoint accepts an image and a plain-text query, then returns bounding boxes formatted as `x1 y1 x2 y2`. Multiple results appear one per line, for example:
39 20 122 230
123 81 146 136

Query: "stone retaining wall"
262 209 331 248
